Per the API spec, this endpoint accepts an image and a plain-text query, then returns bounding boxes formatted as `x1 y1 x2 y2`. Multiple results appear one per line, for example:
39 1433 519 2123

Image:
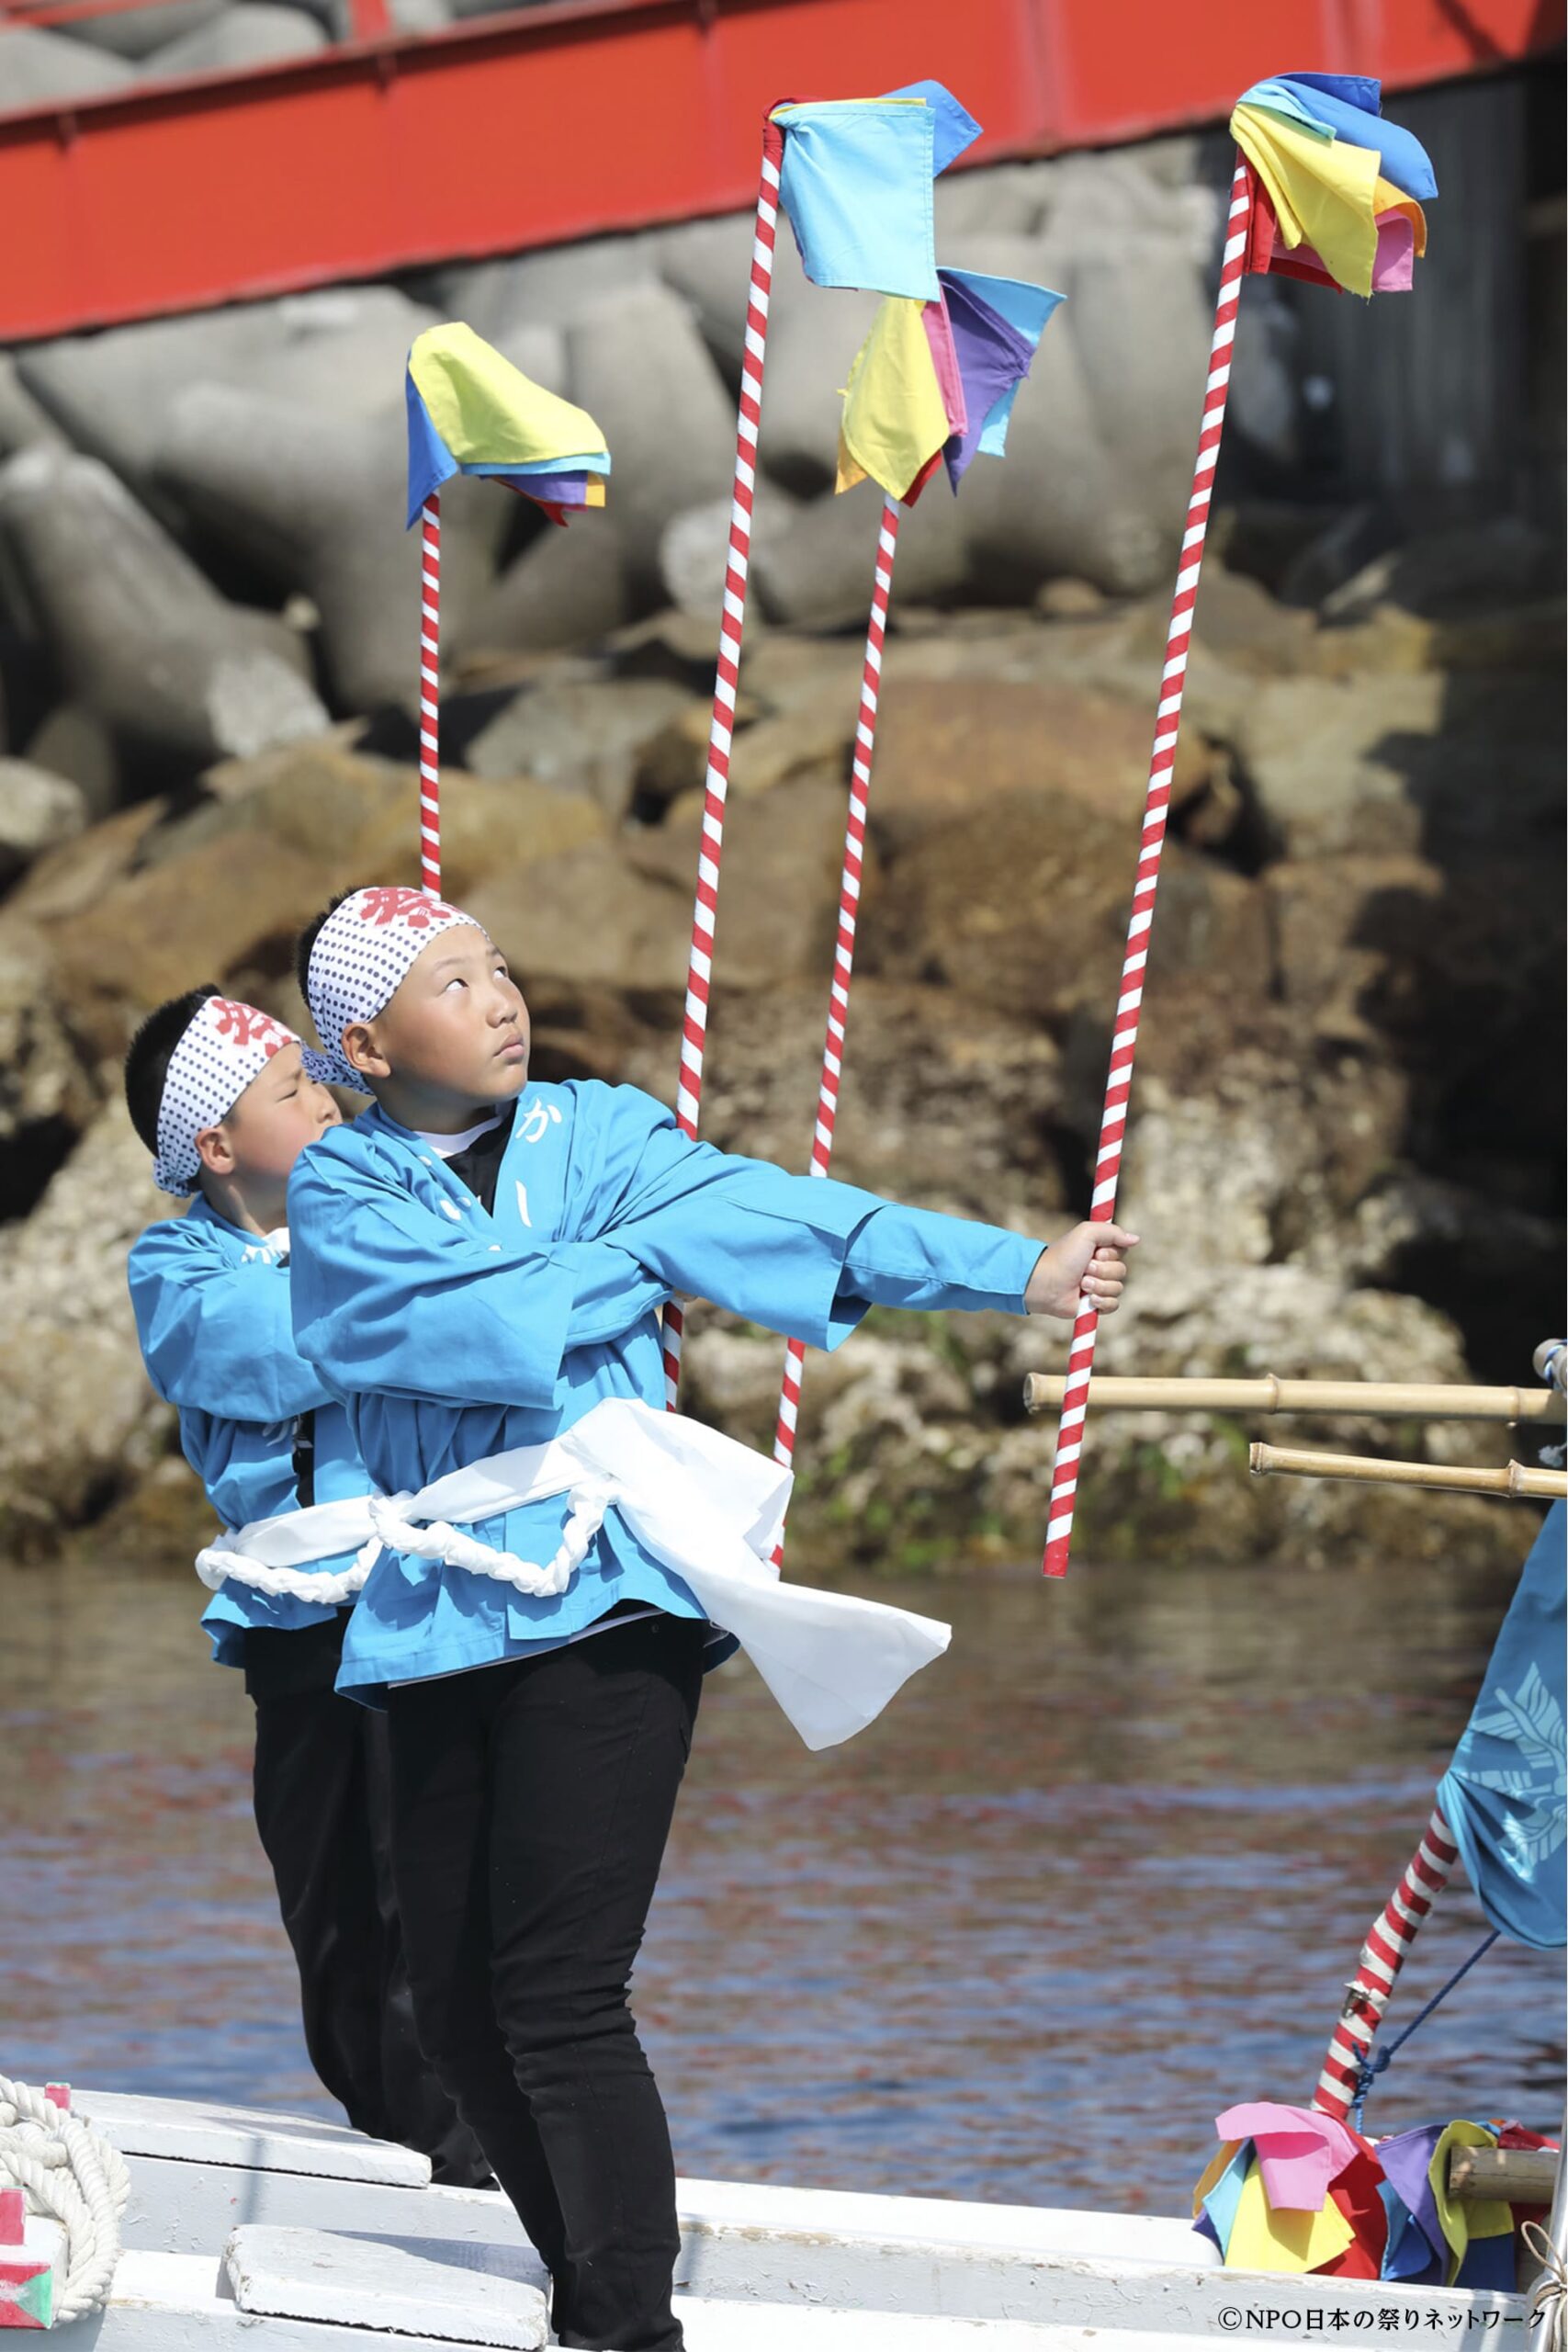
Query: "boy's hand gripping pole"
1041 158 1253 1578
662 119 786 1409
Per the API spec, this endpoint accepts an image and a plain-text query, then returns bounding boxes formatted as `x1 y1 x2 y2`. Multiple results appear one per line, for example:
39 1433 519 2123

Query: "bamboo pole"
1249 1442 1568 1500
1450 2145 1560 2205
1023 1374 1564 1424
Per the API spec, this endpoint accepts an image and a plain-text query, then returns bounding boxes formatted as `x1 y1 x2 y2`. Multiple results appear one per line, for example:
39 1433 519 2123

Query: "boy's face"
349 923 531 1120
199 1041 341 1190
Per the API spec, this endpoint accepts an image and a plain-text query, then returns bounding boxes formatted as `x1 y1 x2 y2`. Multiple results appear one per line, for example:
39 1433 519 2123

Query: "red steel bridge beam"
0 0 1561 342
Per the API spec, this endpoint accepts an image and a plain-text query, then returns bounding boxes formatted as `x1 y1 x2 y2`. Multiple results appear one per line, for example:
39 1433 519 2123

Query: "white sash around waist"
197 1397 950 1750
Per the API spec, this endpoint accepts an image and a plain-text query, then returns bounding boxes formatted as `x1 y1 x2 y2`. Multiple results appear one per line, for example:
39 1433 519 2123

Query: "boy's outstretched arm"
582 1086 1136 1349
288 1147 671 1409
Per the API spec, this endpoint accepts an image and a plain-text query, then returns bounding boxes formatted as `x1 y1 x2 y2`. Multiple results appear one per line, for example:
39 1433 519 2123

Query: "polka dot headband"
305 886 491 1088
153 997 333 1195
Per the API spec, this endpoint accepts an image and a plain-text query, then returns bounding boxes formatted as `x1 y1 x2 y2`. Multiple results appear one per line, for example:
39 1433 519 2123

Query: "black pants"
384 1612 705 2352
248 1618 491 2187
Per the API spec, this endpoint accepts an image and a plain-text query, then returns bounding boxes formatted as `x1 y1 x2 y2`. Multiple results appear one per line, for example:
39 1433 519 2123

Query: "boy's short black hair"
123 985 222 1159
294 888 360 1007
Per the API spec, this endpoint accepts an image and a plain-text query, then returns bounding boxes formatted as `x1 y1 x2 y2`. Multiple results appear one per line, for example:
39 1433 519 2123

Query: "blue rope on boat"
1349 1929 1501 2130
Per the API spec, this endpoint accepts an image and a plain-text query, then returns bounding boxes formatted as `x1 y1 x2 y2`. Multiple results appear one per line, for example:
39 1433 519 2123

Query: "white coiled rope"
195 1532 381 1604
0 2079 128 2325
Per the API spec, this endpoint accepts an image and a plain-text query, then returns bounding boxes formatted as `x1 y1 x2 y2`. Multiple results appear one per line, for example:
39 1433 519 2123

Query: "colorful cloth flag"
941 268 1064 480
773 81 979 301
405 322 611 527
835 266 1061 504
1437 1502 1566 1951
1231 74 1437 300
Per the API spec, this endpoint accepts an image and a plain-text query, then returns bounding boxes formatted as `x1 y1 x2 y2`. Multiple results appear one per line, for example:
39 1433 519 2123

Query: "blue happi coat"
287 1081 1044 1698
128 1198 371 1667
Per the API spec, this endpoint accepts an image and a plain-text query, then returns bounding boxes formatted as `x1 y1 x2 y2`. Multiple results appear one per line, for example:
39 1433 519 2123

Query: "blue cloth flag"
1437 1501 1565 1951
774 98 939 300
1237 72 1438 201
882 78 982 175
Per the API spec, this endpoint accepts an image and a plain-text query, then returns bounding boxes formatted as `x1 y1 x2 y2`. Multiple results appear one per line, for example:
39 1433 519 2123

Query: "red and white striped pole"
417 493 443 894
771 496 901 1524
662 118 787 1410
1312 1804 1461 2120
1040 157 1254 1579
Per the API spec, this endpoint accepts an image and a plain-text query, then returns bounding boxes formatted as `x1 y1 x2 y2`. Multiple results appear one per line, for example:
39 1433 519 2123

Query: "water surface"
1 1549 1560 2213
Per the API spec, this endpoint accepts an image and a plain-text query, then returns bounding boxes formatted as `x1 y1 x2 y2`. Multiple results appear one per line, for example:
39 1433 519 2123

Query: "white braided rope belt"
196 1397 952 1751
0 2078 129 2326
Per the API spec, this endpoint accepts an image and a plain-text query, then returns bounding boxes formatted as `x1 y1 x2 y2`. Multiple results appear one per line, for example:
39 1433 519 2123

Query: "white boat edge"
21 2085 1531 2346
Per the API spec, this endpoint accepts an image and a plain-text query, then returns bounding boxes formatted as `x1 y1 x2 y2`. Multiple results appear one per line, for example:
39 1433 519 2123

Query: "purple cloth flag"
937 267 1063 486
1375 2126 1447 2284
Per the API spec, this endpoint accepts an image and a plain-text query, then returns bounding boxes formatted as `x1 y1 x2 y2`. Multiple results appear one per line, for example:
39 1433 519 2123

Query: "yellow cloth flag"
1224 2156 1356 2275
409 322 606 469
1232 103 1382 298
1428 2122 1513 2288
837 296 951 502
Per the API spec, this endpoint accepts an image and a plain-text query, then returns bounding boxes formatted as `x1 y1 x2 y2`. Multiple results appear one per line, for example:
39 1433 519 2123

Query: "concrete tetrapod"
0 450 327 766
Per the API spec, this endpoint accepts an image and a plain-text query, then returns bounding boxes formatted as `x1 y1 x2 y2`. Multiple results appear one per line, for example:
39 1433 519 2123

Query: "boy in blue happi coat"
288 884 1136 2352
122 986 487 2187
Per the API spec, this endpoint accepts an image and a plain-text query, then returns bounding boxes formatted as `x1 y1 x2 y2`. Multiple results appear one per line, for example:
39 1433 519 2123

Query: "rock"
650 212 760 385
468 837 690 996
934 159 1053 239
0 758 86 886
633 693 846 817
1322 519 1560 625
752 480 971 628
0 1103 172 1556
0 358 66 461
152 382 505 717
144 4 329 72
1062 237 1212 529
432 234 656 342
0 25 138 104
1265 853 1445 1046
1034 578 1106 619
478 775 868 998
1234 672 1563 858
0 916 99 1218
658 480 802 616
1276 505 1383 608
0 449 328 767
859 784 1269 1022
622 978 1066 1213
631 778 884 989
244 287 442 420
467 518 636 658
461 676 694 818
1227 277 1302 469
143 738 606 902
1190 565 1317 674
48 829 332 1057
566 284 736 590
62 0 224 57
867 675 1214 855
6 795 165 923
20 704 120 823
939 238 1166 597
17 287 437 503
